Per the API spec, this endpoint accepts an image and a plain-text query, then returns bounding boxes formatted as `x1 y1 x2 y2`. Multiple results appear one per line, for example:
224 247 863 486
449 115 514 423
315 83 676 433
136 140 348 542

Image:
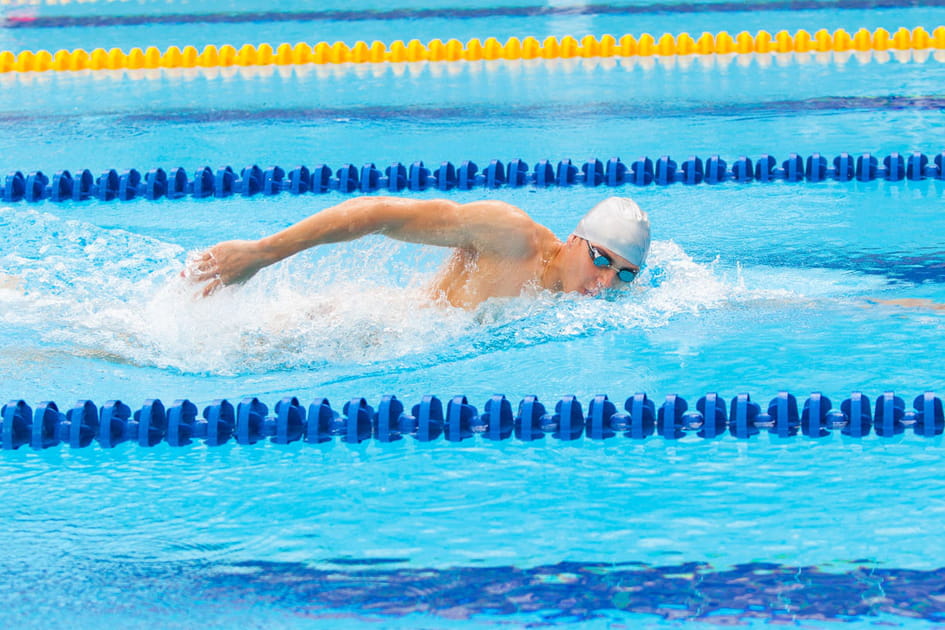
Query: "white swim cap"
572 197 651 268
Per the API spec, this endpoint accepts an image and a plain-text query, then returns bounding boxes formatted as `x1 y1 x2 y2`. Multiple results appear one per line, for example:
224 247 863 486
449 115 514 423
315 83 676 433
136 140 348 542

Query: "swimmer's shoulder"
457 200 555 257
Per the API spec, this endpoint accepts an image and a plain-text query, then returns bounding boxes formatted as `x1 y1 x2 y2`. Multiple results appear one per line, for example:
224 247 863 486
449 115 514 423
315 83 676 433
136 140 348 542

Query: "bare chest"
429 250 544 308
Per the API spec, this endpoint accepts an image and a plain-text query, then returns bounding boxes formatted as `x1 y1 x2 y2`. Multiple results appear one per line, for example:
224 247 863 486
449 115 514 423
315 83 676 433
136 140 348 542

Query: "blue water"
3 51 944 173
2 2 945 628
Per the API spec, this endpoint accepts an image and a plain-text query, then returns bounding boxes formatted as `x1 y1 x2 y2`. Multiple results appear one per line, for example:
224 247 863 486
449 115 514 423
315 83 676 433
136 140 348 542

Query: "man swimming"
187 195 651 309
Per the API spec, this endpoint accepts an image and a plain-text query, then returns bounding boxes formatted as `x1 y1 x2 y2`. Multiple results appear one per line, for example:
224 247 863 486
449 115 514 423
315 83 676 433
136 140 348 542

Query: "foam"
0 205 872 378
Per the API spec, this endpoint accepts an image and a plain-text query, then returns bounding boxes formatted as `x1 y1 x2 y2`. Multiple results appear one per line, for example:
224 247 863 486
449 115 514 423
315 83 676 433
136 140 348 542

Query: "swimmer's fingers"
200 276 224 298
184 240 265 295
188 275 223 300
184 250 220 282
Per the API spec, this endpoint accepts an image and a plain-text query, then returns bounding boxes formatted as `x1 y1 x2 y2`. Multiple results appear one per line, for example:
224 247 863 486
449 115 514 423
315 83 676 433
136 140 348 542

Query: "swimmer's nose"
597 267 619 289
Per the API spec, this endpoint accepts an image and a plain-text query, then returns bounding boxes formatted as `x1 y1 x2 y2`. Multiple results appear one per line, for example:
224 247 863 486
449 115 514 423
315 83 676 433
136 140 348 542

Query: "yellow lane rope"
2 26 944 73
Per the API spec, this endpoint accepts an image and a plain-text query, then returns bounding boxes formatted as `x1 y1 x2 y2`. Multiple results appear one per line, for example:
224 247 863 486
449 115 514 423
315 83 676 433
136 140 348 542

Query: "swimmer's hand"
184 240 269 297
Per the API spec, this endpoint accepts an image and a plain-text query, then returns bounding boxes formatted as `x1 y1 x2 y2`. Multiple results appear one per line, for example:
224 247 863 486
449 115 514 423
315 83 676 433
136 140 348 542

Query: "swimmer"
186 196 651 309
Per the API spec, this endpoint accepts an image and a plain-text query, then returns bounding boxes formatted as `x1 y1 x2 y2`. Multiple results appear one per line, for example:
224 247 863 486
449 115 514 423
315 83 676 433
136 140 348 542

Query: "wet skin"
186 197 640 308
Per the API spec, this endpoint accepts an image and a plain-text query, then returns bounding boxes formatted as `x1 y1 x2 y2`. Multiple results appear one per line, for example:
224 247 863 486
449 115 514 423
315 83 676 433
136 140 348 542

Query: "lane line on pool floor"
4 0 945 22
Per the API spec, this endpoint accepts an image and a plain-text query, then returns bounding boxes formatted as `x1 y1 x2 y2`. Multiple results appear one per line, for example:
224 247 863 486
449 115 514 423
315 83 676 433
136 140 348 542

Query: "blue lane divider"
3 151 944 204
2 391 943 450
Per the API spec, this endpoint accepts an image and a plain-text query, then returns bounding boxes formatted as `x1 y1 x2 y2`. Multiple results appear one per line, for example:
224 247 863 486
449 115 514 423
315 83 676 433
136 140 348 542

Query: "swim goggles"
585 239 639 283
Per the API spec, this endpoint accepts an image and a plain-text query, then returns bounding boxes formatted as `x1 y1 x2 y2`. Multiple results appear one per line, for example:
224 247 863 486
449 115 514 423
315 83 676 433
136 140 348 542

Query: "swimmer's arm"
262 196 538 255
189 196 540 295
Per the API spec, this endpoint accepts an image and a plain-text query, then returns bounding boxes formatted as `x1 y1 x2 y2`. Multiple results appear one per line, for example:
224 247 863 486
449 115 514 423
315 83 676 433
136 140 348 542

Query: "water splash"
0 205 850 377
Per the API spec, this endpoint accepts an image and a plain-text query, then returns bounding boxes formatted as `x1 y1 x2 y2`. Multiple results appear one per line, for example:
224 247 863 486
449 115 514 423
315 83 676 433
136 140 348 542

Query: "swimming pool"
2 0 945 627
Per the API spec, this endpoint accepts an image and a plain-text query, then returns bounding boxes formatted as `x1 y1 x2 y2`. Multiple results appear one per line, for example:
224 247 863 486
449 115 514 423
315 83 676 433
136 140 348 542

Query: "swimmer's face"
562 236 640 297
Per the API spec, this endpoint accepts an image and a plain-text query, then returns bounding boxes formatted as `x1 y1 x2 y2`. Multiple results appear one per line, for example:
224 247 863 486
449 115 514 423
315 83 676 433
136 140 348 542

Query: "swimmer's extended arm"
188 196 543 296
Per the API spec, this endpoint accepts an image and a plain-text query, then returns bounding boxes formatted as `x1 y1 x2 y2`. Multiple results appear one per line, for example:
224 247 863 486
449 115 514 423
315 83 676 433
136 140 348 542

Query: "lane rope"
1 391 939 449
3 151 943 204
2 26 944 73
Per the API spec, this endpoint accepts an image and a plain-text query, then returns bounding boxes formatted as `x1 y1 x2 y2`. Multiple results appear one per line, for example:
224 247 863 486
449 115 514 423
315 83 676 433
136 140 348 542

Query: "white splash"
0 205 845 377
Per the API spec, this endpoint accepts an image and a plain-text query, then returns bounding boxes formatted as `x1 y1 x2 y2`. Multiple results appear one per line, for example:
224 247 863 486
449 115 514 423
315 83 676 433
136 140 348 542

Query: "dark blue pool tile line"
4 94 944 129
98 95 945 125
754 250 945 284
5 556 941 625
197 558 945 623
3 0 940 29
4 555 941 624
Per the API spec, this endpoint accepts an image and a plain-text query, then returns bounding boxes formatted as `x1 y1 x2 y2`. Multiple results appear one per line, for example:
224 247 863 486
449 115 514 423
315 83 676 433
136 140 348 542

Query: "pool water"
2 1 945 627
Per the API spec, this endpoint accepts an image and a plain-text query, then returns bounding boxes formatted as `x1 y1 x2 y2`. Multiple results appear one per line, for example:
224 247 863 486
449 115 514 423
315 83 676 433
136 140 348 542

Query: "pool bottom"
2 555 942 629
4 437 945 629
